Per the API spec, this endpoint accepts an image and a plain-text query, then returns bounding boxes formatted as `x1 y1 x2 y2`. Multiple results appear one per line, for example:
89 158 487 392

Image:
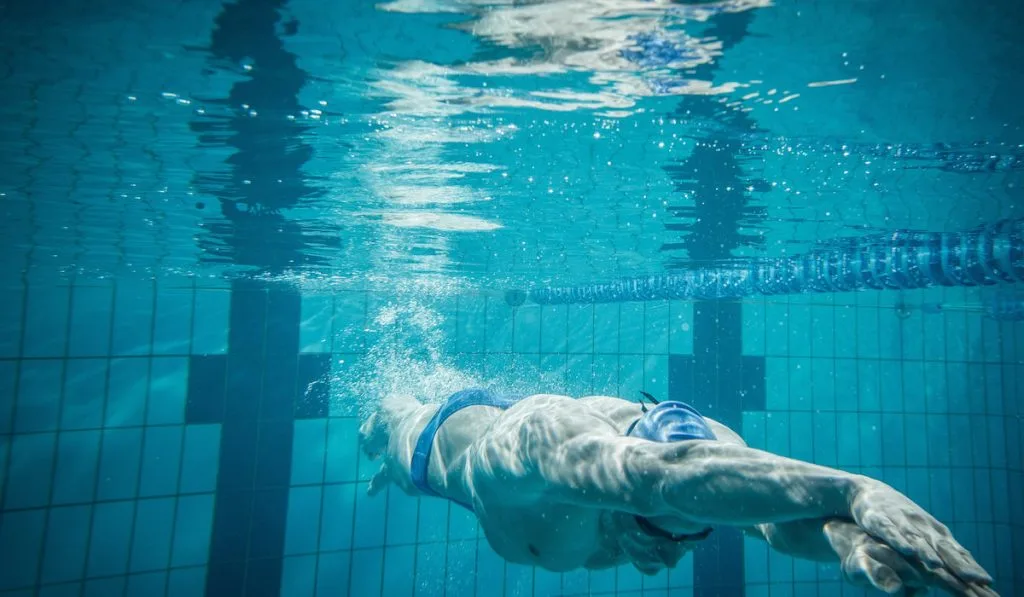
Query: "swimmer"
359 390 998 596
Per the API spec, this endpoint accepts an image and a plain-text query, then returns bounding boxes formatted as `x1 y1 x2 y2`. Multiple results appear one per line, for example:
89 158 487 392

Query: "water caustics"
342 0 774 285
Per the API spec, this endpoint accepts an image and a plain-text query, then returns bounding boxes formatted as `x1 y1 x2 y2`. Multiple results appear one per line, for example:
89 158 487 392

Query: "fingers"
964 583 1001 597
859 505 987 586
965 583 1001 597
850 484 998 595
864 543 925 589
937 539 993 585
846 525 998 597
844 551 904 595
862 511 942 569
870 534 996 597
928 567 974 596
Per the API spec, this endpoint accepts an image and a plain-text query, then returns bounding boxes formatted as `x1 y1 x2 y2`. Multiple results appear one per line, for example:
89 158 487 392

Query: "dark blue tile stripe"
185 283 327 597
671 302 766 597
186 355 227 424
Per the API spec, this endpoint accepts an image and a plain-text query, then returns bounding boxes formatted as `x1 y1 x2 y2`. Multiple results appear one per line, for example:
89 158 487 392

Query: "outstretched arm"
751 519 1000 597
530 433 860 526
520 420 994 594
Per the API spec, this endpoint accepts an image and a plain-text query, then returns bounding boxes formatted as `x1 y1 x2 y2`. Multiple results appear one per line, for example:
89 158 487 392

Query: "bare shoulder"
466 394 621 503
703 417 747 446
500 394 622 445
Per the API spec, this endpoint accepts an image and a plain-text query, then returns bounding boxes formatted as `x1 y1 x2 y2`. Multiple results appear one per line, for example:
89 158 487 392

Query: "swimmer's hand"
847 482 998 596
368 463 391 496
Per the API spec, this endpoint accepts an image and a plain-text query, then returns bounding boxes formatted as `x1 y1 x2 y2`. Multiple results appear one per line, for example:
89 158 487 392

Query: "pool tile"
129 497 176 572
171 494 215 567
539 304 568 353
111 283 154 357
23 286 69 358
68 286 114 357
4 432 57 509
153 286 194 355
0 509 46 590
299 295 334 354
349 548 384 596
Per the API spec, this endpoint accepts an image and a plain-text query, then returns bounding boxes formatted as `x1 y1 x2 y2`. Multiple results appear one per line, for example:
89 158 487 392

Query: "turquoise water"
0 0 1022 595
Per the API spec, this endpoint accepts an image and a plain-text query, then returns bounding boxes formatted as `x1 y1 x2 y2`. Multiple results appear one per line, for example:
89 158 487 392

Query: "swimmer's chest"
477 503 607 571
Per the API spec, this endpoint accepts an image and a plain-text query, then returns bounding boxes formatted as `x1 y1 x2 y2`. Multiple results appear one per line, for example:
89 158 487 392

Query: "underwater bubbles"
328 299 481 420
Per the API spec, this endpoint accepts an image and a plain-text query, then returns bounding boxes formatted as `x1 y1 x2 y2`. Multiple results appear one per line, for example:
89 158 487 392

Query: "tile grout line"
976 317 997 579
1 352 1018 365
0 282 30 516
31 284 76 591
309 291 338 597
345 289 369 597
121 278 160 596
164 279 199 597
239 286 269 595
77 279 121 597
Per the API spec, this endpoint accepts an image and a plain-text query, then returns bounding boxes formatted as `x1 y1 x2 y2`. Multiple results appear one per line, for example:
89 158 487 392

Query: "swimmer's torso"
425 394 748 573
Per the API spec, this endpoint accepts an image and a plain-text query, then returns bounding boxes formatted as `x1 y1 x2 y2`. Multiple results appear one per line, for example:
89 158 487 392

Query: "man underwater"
359 389 998 596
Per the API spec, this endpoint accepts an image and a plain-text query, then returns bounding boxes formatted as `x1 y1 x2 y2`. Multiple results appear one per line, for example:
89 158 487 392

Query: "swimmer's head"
361 393 426 459
359 411 390 459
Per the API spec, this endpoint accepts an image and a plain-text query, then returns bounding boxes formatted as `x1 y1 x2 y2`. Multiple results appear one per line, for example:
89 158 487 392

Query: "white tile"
667 303 692 354
153 286 194 355
618 354 644 398
566 304 593 354
644 301 670 355
0 285 24 357
191 289 229 355
23 286 69 358
484 296 513 353
112 283 154 357
592 355 619 395
618 303 644 354
593 303 620 355
299 295 334 354
148 357 187 425
332 292 367 354
455 296 486 354
565 353 594 396
742 298 765 356
641 354 668 402
512 304 541 354
69 286 114 357
539 304 568 354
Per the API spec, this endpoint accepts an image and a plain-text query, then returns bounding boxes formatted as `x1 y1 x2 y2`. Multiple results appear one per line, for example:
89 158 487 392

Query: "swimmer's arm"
746 519 947 595
742 519 841 563
530 436 865 526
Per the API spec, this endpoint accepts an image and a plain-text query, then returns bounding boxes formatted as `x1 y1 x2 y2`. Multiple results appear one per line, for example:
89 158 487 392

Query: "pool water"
0 0 1022 596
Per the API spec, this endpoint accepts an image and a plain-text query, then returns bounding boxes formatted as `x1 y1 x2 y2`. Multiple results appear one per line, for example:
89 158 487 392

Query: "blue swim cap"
626 401 717 443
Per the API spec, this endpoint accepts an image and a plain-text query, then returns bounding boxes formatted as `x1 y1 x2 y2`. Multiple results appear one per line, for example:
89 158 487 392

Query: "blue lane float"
507 219 1024 306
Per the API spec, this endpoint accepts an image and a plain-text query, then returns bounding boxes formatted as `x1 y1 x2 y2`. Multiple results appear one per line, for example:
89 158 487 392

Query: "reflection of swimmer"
361 389 997 596
375 0 768 114
894 292 1024 321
